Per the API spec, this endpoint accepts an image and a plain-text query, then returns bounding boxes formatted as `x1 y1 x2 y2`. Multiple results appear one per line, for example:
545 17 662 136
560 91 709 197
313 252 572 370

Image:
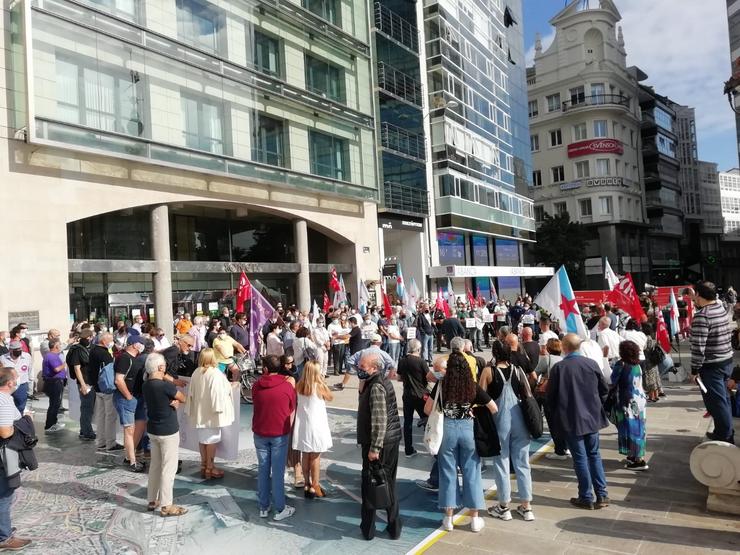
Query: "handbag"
364 460 391 510
604 386 619 426
473 405 500 457
533 355 551 399
514 367 543 439
423 384 444 455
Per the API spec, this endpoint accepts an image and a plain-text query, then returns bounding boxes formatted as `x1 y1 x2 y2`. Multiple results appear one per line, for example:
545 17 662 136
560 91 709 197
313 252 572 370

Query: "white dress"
292 392 333 453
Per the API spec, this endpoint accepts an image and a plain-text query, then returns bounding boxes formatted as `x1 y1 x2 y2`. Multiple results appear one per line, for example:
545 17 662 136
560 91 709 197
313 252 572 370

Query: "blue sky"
522 0 738 171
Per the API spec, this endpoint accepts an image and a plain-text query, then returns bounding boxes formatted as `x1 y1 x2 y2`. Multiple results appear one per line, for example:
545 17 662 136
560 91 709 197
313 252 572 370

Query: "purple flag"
249 285 275 357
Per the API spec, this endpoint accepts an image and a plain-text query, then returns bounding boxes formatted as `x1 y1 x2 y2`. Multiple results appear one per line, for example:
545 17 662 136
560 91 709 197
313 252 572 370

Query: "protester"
537 316 558 347
504 332 535 375
0 342 32 413
265 323 285 357
188 316 207 355
0 368 31 550
534 338 568 460
68 329 95 440
39 329 63 358
293 360 333 498
690 281 735 443
186 348 237 480
386 315 403 364
293 327 318 378
414 303 434 363
283 321 300 357
520 327 540 369
356 352 402 541
205 319 221 348
611 340 649 471
175 313 193 336
620 319 647 361
641 323 662 403
595 317 622 364
113 336 147 472
152 328 171 352
252 355 297 521
218 307 232 332
143 353 187 516
334 334 396 392
90 333 122 451
213 327 245 379
42 338 66 432
480 342 534 522
547 334 610 510
312 318 331 376
327 313 351 375
429 350 496 532
396 339 429 458
440 314 466 346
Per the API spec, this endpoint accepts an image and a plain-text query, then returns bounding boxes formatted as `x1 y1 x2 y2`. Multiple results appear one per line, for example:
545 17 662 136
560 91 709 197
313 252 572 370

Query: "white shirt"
494 305 508 321
153 336 171 352
312 327 330 351
361 321 378 340
579 340 610 380
538 330 558 347
0 353 33 385
386 325 401 344
597 327 622 360
327 322 350 345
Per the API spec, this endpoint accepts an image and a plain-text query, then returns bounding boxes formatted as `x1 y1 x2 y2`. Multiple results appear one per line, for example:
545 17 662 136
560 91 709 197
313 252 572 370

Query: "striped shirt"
690 301 733 373
0 392 20 426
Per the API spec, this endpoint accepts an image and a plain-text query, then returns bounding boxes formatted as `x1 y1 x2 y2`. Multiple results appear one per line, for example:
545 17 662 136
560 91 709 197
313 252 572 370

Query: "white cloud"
525 30 555 67
616 0 733 140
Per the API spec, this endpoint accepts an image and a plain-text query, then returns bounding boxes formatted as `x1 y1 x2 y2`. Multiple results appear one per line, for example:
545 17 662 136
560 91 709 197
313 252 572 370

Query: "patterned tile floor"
12 396 549 555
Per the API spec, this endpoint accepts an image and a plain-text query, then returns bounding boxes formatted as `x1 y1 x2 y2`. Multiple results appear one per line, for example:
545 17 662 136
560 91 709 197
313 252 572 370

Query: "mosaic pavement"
12 395 549 555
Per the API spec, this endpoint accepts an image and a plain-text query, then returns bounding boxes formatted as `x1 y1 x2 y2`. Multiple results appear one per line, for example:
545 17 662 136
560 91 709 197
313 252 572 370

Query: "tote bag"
423 384 444 455
515 367 543 439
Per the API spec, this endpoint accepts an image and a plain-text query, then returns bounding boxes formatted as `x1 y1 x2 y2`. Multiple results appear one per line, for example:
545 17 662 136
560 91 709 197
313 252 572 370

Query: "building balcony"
377 62 422 106
374 3 419 53
380 122 425 162
382 181 429 216
562 94 631 113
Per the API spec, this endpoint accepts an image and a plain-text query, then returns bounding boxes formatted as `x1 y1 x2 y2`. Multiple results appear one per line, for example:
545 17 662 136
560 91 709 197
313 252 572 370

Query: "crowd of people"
0 279 736 549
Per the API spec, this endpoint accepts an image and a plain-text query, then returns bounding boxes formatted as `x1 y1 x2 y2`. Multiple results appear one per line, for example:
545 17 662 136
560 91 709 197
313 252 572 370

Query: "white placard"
131 309 141 317
406 326 417 339
208 302 219 312
465 318 476 328
176 376 241 461
482 313 494 323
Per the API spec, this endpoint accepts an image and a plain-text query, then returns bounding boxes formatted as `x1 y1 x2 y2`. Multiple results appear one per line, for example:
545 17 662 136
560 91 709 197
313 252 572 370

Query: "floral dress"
610 361 647 458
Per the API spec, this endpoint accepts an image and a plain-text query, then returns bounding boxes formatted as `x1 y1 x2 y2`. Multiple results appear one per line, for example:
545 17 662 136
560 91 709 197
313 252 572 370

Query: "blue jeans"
699 359 735 443
0 474 13 542
387 343 400 365
493 386 532 504
79 386 96 438
420 334 433 362
566 432 608 502
253 433 289 512
11 383 27 413
437 418 484 510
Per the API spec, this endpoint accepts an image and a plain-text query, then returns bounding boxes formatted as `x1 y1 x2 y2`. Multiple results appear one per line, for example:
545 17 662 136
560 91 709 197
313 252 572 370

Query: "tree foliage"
531 212 587 289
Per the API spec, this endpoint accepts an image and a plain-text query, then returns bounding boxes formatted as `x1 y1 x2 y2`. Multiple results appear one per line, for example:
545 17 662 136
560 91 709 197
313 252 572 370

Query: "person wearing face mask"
265 323 285 358
0 342 33 413
312 319 330 376
41 338 67 433
327 315 351 376
213 328 246 380
67 329 96 440
113 336 148 472
414 303 434 364
386 317 403 365
88 332 123 451
395 339 429 457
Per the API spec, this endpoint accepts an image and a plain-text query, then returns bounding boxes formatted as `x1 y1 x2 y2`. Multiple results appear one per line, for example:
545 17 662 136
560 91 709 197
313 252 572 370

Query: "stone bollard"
689 440 740 515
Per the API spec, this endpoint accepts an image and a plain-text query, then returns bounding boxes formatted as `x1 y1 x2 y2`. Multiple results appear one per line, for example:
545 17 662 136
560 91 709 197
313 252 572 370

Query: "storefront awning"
428 265 554 279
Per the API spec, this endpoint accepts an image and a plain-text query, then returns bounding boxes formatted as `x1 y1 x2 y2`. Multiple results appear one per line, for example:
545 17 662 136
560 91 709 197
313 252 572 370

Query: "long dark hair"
442 352 476 404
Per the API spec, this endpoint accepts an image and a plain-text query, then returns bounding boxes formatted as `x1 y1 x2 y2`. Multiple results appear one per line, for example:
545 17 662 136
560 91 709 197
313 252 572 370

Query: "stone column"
294 219 311 312
151 205 174 339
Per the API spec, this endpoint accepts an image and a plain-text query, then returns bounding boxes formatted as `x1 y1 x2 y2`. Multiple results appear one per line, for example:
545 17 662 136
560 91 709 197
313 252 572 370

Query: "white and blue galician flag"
396 264 406 300
534 266 588 338
669 288 681 337
489 277 498 303
446 278 455 302
358 278 370 315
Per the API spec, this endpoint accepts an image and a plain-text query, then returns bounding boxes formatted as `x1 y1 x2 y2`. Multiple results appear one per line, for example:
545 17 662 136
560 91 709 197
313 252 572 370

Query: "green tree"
531 212 587 289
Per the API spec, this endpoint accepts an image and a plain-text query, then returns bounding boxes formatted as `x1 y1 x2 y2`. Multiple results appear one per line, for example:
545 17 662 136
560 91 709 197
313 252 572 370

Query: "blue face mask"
432 371 444 380
357 370 370 380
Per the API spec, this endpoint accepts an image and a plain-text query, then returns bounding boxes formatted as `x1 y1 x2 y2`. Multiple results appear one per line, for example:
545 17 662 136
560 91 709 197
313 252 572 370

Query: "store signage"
378 216 424 232
567 139 624 158
560 181 582 191
585 177 625 187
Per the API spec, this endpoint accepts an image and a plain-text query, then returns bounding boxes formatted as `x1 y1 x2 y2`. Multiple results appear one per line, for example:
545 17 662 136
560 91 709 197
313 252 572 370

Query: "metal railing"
380 122 425 161
382 181 429 216
374 3 418 52
377 62 422 106
561 94 630 112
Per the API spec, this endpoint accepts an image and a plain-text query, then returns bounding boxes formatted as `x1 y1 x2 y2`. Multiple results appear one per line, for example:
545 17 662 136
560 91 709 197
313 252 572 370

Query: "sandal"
313 485 327 498
161 505 188 517
210 467 225 479
304 487 315 499
200 462 207 479
147 502 160 512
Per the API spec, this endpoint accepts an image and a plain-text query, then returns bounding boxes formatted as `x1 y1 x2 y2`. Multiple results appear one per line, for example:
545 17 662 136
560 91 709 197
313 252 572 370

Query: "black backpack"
645 338 666 366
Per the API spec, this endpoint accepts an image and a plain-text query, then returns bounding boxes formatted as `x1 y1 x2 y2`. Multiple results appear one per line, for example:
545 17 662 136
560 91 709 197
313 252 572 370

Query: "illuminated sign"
568 139 624 158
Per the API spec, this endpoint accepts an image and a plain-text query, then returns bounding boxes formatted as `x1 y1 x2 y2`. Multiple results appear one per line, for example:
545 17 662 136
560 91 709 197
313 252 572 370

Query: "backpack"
645 338 665 366
98 361 116 394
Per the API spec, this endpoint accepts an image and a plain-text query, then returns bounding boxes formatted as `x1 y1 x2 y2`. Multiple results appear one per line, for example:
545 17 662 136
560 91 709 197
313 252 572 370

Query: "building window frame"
530 133 539 152
593 119 608 138
551 165 565 184
251 112 287 168
302 0 341 26
309 129 349 181
305 54 345 103
549 129 563 147
599 196 613 215
579 198 592 217
532 169 542 187
575 160 590 179
180 90 230 155
176 0 226 54
596 158 610 176
573 122 587 141
253 29 282 78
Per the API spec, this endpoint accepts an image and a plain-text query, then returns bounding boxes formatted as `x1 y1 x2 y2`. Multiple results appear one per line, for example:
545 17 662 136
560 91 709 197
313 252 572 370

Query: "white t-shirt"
538 330 559 347
0 353 33 385
494 306 508 322
597 328 622 360
327 322 350 345
386 325 401 344
0 392 21 425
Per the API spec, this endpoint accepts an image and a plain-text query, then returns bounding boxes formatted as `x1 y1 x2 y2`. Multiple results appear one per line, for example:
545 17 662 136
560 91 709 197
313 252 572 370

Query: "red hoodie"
252 374 296 437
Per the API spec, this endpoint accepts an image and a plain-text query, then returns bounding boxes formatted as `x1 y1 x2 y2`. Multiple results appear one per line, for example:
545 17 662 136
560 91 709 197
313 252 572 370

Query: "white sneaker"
516 505 535 521
545 452 568 460
487 504 512 521
273 505 295 521
45 423 65 433
470 516 485 532
259 509 270 518
442 516 453 531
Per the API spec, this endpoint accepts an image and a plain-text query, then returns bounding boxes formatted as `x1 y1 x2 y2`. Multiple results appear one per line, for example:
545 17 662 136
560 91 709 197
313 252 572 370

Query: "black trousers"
402 397 426 454
44 379 65 429
360 442 401 540
332 343 346 374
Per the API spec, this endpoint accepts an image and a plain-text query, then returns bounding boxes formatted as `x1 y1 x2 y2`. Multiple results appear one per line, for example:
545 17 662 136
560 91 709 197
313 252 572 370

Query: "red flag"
477 293 486 308
442 299 452 318
436 286 451 317
382 287 393 319
329 267 341 292
236 271 251 312
322 291 331 313
656 310 671 352
607 273 646 322
466 286 476 307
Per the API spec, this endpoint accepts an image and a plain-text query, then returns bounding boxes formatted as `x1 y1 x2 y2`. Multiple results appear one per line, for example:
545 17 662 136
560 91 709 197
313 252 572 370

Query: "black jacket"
414 313 433 335
2 415 38 488
357 373 401 448
440 318 466 343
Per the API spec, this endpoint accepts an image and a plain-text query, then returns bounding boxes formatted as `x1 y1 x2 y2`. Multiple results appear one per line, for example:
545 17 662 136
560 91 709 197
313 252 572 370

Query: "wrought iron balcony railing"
377 62 422 106
380 122 425 161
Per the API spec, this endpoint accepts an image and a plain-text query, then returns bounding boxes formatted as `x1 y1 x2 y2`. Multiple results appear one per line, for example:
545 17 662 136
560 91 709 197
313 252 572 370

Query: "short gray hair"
193 316 203 326
360 353 384 373
463 339 473 352
449 336 465 352
144 353 166 380
407 339 422 354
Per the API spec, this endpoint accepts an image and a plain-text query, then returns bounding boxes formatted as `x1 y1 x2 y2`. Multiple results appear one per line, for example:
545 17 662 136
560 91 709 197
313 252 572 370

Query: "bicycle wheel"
240 374 258 404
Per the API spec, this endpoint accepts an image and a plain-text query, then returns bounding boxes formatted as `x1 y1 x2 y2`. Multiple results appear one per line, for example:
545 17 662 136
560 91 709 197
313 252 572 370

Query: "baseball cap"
127 335 146 347
371 333 382 343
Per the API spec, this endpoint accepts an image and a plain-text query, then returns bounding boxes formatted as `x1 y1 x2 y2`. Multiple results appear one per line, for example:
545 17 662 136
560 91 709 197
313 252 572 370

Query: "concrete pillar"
151 205 174 338
294 219 311 312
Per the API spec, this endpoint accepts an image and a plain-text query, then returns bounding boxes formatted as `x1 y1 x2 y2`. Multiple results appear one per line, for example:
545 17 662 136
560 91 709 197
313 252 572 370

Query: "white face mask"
106 341 115 350
135 343 145 354
20 331 27 339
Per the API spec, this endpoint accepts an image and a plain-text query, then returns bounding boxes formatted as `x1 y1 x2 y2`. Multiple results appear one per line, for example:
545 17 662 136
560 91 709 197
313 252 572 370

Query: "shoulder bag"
533 355 550 400
514 366 543 439
364 460 391 510
423 384 444 455
473 405 500 457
